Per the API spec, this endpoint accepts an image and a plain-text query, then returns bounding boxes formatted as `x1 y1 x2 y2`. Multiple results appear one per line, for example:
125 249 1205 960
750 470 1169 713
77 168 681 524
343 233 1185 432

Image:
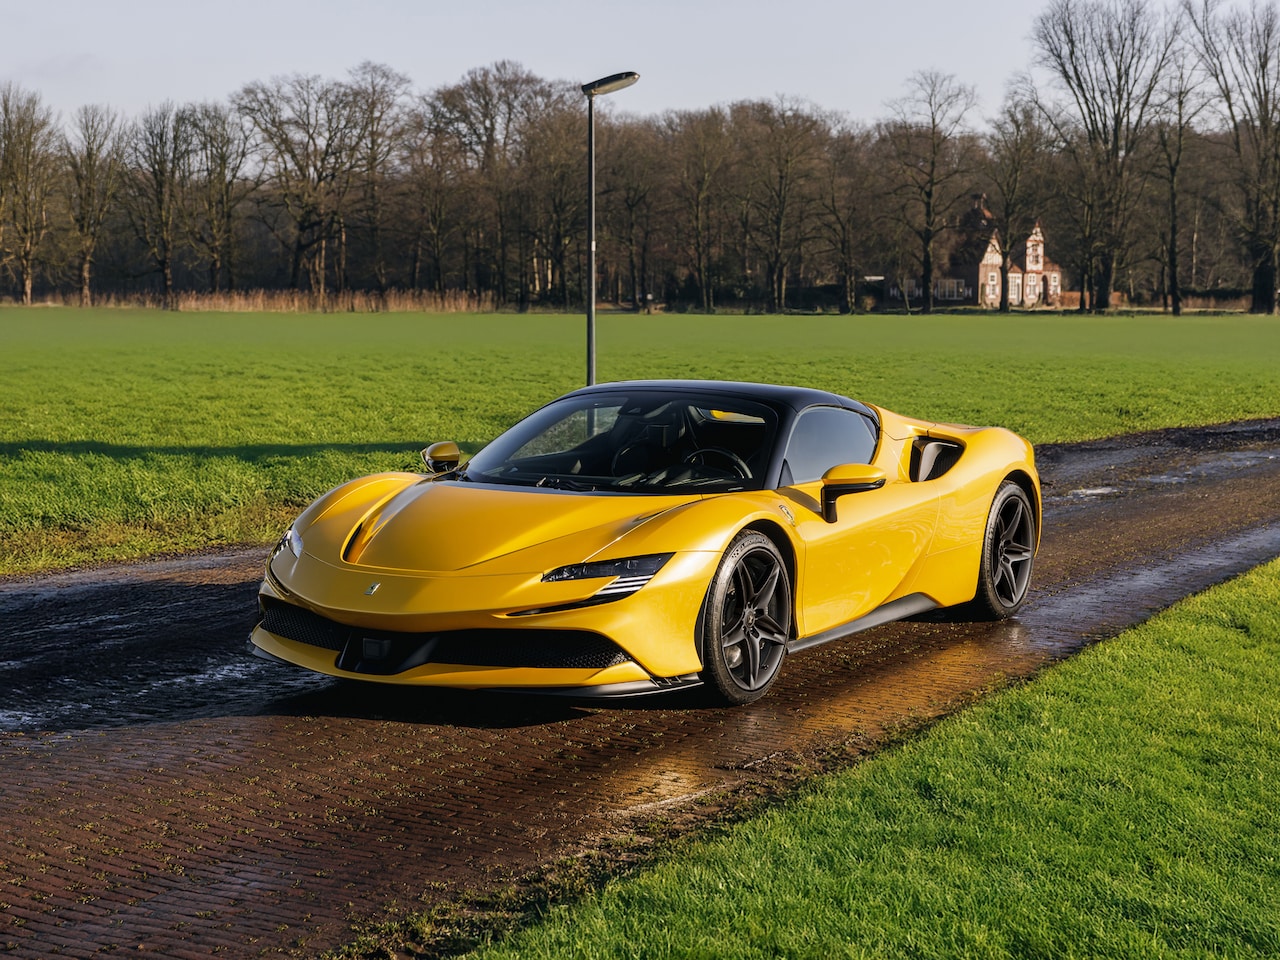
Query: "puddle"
1020 522 1280 656
1061 486 1121 500
1045 445 1280 507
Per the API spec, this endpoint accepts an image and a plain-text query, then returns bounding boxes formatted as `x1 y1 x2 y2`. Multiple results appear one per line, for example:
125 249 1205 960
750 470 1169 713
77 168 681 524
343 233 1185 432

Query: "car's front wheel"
699 531 792 705
973 480 1036 619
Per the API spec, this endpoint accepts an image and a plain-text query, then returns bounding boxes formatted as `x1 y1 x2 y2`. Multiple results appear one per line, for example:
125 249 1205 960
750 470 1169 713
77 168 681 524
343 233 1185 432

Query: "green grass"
428 558 1280 960
3 308 1280 573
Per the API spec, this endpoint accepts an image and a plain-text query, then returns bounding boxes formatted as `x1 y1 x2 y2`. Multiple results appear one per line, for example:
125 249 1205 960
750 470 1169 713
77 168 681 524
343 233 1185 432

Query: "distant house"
984 220 1063 309
888 196 1064 309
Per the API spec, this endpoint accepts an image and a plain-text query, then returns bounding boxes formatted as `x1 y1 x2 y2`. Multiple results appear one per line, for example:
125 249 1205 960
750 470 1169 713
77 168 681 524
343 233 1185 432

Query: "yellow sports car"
249 380 1039 705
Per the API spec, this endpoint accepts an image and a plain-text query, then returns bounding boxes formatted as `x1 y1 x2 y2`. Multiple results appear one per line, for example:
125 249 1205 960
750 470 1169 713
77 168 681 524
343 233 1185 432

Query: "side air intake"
910 438 963 482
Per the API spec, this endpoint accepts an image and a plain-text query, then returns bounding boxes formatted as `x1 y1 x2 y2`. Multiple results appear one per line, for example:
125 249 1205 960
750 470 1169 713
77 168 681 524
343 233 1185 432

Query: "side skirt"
786 594 938 655
491 674 704 699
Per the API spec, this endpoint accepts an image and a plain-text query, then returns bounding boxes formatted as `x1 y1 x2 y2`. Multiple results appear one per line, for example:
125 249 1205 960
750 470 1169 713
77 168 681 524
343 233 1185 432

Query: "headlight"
542 553 673 584
274 526 304 559
507 554 676 617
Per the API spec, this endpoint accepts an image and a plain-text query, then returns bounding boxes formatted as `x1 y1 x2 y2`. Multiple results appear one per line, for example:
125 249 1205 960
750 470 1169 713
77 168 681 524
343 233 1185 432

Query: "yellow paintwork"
787 475 939 637
250 401 1039 692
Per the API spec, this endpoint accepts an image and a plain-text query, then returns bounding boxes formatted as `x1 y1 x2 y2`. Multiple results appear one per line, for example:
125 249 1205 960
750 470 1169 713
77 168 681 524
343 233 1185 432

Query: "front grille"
432 632 630 670
258 600 632 675
261 603 348 651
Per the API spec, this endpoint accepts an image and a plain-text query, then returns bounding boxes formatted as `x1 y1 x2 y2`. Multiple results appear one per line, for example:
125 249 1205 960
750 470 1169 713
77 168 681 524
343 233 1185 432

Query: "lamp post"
582 71 639 386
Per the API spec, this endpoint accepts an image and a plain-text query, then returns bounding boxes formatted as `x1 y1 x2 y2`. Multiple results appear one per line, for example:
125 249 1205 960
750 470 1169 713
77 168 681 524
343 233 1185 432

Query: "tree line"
3 0 1280 314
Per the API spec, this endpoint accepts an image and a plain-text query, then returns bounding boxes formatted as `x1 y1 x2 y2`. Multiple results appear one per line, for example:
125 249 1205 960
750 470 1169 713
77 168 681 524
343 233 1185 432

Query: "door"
779 407 939 637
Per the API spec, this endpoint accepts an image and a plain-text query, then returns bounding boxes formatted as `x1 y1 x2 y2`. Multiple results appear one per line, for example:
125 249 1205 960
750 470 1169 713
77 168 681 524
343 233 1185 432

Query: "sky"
5 0 1050 126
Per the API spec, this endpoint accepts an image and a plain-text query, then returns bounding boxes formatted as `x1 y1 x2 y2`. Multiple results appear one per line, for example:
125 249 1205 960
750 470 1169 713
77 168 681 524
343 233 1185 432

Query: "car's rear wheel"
973 480 1036 619
699 531 791 705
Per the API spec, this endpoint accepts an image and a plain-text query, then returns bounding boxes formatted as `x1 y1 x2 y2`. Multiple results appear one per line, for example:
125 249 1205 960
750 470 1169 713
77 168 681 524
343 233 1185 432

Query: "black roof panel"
564 379 877 421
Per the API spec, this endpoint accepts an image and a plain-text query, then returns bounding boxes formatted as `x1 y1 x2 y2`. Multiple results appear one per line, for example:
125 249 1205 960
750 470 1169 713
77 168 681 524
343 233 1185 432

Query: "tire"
972 480 1036 619
699 531 792 705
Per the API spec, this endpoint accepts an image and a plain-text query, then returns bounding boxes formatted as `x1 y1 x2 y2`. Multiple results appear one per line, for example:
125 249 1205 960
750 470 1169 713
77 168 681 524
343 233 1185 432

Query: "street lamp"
583 70 639 386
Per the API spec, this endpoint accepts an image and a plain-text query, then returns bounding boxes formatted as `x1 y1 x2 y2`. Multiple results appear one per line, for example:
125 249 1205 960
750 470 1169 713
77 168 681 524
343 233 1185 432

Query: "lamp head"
582 71 639 97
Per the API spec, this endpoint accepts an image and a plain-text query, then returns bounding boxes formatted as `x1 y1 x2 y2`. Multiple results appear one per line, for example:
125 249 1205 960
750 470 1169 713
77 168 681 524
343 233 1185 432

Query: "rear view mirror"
422 441 461 473
820 463 886 522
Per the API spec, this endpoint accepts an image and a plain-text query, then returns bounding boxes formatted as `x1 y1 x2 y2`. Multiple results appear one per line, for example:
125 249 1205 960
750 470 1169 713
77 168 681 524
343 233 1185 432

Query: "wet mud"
1 418 1278 958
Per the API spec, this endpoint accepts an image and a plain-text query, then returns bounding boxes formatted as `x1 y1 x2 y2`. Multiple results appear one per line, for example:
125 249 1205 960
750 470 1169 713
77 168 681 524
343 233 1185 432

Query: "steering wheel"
611 442 654 475
682 447 750 479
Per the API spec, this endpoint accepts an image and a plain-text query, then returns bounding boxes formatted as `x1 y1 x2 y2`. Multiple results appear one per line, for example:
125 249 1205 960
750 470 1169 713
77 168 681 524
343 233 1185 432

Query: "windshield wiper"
536 475 596 491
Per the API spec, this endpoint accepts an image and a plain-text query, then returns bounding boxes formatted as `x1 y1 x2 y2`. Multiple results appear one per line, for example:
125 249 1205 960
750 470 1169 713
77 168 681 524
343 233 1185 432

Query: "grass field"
3 308 1280 573
333 559 1280 960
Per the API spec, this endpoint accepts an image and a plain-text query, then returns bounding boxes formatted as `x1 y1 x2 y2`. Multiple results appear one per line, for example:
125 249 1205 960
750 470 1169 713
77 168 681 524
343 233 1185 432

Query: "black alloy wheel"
973 480 1036 619
699 531 792 705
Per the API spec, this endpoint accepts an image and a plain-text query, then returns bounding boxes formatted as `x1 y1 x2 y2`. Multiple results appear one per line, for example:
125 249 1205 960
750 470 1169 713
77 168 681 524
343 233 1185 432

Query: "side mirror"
820 463 886 523
421 441 461 474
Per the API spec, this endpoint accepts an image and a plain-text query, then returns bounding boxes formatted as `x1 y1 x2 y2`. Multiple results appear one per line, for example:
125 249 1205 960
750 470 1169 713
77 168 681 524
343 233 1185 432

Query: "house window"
1010 275 1022 304
936 278 965 300
1026 276 1039 303
1049 273 1060 294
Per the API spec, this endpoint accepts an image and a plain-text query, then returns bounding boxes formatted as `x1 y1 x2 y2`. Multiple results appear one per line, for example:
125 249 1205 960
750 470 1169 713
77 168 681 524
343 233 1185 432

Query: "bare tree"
348 62 410 296
181 102 255 292
879 71 978 313
1033 0 1175 310
664 107 731 312
0 84 60 304
436 61 548 305
598 115 663 309
1154 36 1208 314
735 98 827 312
816 122 876 313
402 93 464 293
235 74 365 294
1186 0 1280 312
121 102 193 309
518 87 584 310
62 104 122 307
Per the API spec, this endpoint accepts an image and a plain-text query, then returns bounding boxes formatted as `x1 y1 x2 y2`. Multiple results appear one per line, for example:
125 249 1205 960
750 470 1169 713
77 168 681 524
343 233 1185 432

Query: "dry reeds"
15 289 497 313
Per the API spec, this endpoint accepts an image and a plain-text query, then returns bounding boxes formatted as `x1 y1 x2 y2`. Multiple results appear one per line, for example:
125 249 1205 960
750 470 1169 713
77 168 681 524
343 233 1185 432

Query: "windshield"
462 391 780 493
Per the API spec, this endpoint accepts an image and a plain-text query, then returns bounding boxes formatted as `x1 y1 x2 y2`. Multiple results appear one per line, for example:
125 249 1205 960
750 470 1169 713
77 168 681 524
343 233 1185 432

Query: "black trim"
488 675 704 699
560 379 878 421
821 476 887 522
249 631 699 698
787 593 938 654
257 600 633 675
506 591 629 616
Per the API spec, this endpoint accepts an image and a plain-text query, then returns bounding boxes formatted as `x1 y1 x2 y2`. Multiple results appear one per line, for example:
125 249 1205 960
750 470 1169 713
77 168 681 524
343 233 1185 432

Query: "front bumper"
248 547 719 688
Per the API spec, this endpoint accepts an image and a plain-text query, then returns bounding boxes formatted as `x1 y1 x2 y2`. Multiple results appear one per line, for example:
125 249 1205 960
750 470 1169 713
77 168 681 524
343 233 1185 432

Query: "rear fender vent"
910 438 964 482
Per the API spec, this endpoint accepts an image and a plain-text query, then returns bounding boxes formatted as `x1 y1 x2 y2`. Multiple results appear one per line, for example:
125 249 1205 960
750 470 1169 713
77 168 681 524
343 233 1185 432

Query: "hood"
306 479 694 574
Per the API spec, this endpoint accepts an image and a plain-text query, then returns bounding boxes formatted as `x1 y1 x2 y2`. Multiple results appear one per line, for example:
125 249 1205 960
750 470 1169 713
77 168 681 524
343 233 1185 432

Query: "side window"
782 407 877 484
